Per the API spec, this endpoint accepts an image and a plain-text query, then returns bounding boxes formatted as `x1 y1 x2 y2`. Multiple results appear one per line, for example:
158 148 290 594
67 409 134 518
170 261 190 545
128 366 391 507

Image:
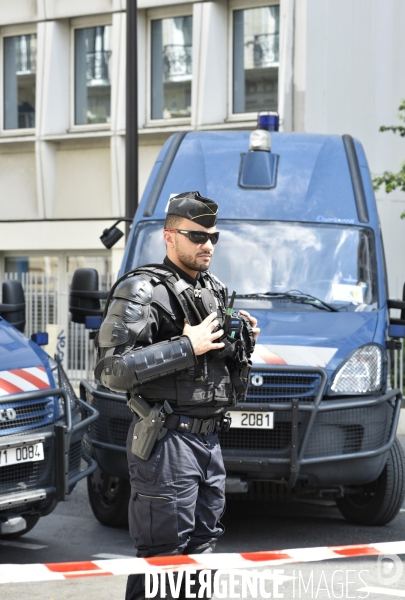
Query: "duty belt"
164 413 231 436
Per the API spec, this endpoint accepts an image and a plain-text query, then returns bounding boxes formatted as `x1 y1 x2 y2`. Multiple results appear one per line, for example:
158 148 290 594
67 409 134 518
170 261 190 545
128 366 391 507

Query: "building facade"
0 0 405 341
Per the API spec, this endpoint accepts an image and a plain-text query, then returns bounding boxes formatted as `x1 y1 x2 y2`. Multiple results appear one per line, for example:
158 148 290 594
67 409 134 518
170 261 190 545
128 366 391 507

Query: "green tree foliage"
373 101 405 218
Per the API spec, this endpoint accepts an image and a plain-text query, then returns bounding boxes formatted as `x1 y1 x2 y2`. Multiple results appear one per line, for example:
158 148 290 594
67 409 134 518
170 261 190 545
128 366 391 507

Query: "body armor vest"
97 264 239 417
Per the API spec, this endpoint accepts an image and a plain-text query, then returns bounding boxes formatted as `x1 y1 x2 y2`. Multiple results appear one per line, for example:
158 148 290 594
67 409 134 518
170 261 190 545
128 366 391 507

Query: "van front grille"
245 371 322 404
0 398 55 435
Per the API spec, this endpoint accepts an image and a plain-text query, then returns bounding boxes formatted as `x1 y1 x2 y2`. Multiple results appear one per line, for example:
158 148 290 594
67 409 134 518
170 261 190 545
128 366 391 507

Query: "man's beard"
175 245 212 272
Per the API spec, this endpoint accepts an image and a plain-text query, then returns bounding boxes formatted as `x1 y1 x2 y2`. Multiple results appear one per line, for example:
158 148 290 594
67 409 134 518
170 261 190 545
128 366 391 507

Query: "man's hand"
238 310 260 341
183 312 225 356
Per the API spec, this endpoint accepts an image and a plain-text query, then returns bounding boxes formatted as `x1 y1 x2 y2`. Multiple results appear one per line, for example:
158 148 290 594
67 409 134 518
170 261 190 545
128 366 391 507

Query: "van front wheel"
87 468 130 528
336 438 405 526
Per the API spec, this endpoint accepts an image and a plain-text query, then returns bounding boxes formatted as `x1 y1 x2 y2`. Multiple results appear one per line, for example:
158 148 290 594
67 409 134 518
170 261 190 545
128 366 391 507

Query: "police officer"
95 191 259 600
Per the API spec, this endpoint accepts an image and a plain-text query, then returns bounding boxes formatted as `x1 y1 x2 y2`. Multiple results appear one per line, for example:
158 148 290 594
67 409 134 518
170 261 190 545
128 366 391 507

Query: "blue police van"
71 119 405 527
0 279 98 538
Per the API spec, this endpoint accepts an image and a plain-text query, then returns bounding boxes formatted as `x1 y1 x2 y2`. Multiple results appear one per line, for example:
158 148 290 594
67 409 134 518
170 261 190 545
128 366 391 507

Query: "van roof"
138 131 376 226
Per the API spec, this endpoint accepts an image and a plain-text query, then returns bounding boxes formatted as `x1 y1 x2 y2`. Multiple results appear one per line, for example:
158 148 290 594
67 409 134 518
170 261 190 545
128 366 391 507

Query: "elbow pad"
95 335 196 393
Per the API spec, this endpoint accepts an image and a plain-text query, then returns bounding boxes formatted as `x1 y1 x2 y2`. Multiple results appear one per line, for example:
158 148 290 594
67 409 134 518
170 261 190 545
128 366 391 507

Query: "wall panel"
54 145 112 218
0 148 37 219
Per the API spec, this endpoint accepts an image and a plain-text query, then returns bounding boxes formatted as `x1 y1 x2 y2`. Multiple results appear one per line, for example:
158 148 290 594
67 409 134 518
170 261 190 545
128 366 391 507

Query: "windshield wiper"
235 290 339 312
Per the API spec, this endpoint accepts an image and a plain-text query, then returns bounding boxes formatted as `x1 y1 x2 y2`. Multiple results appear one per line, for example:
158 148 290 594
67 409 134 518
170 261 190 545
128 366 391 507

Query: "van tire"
336 437 405 526
0 513 40 539
87 468 130 528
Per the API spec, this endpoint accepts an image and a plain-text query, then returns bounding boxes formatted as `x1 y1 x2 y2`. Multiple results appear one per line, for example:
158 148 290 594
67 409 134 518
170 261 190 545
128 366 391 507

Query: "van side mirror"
100 218 133 249
69 268 108 325
100 225 124 249
388 283 405 338
0 280 26 333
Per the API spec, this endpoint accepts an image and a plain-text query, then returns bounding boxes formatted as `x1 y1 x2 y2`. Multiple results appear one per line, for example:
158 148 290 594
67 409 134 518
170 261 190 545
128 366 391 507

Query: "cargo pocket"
213 368 233 404
130 493 179 549
175 376 213 405
129 440 163 483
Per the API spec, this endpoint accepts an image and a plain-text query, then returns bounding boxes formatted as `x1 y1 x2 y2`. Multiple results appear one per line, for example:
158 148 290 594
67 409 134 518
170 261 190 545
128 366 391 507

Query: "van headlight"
330 344 386 394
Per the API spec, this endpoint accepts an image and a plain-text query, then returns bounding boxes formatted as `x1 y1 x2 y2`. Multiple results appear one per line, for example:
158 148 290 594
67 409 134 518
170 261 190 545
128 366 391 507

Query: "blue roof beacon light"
258 112 279 132
249 112 279 153
240 111 279 189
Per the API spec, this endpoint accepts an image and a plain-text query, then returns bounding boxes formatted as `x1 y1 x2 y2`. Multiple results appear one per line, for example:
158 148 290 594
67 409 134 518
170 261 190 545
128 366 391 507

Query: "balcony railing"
16 35 37 74
18 103 35 129
86 50 112 85
163 44 192 82
246 33 279 69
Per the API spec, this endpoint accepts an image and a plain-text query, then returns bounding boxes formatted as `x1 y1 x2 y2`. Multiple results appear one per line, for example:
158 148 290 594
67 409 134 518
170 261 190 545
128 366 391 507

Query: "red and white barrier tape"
1 541 405 584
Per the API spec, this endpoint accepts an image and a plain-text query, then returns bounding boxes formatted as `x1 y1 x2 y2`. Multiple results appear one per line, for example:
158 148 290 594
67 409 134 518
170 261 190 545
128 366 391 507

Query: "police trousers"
125 416 226 600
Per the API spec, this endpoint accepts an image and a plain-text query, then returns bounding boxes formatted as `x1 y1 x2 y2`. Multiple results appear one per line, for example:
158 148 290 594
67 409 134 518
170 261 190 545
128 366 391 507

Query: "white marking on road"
399 508 405 512
0 540 47 550
358 586 405 597
93 553 135 560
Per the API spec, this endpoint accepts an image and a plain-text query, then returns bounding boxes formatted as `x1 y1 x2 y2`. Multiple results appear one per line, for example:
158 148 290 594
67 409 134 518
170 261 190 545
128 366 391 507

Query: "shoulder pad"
108 298 147 323
113 276 153 305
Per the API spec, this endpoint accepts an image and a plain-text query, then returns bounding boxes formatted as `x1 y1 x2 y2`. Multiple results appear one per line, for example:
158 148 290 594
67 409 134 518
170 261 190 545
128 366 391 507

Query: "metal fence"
1 273 112 388
4 272 59 334
1 273 404 397
68 322 100 387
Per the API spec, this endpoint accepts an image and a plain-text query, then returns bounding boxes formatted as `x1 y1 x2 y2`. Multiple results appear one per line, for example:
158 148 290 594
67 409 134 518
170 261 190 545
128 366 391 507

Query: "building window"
151 15 193 120
233 5 279 114
74 26 112 125
3 34 36 130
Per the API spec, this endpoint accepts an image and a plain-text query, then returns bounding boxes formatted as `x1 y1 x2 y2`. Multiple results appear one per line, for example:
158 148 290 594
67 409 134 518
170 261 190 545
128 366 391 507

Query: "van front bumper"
0 387 98 514
220 365 402 489
80 368 402 491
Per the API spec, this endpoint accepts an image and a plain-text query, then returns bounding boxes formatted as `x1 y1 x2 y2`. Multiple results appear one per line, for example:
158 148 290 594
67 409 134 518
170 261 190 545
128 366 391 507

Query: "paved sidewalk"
3 576 127 600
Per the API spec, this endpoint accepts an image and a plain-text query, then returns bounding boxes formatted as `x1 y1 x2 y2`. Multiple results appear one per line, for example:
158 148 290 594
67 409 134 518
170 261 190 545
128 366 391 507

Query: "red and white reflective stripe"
0 366 50 397
1 541 405 584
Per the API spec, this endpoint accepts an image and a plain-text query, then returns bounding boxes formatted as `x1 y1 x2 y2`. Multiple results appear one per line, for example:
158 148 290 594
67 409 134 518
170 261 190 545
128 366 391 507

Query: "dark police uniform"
94 192 254 600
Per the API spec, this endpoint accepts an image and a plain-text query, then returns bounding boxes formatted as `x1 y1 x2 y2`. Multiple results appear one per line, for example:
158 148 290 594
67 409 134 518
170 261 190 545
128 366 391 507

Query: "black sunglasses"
165 229 220 245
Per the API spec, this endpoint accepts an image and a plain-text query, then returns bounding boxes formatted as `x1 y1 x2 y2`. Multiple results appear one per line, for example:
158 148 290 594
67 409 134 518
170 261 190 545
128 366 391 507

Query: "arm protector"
95 335 196 394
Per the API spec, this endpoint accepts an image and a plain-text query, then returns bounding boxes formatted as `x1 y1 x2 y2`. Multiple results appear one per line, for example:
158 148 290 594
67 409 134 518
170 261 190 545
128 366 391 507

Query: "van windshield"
128 220 378 312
